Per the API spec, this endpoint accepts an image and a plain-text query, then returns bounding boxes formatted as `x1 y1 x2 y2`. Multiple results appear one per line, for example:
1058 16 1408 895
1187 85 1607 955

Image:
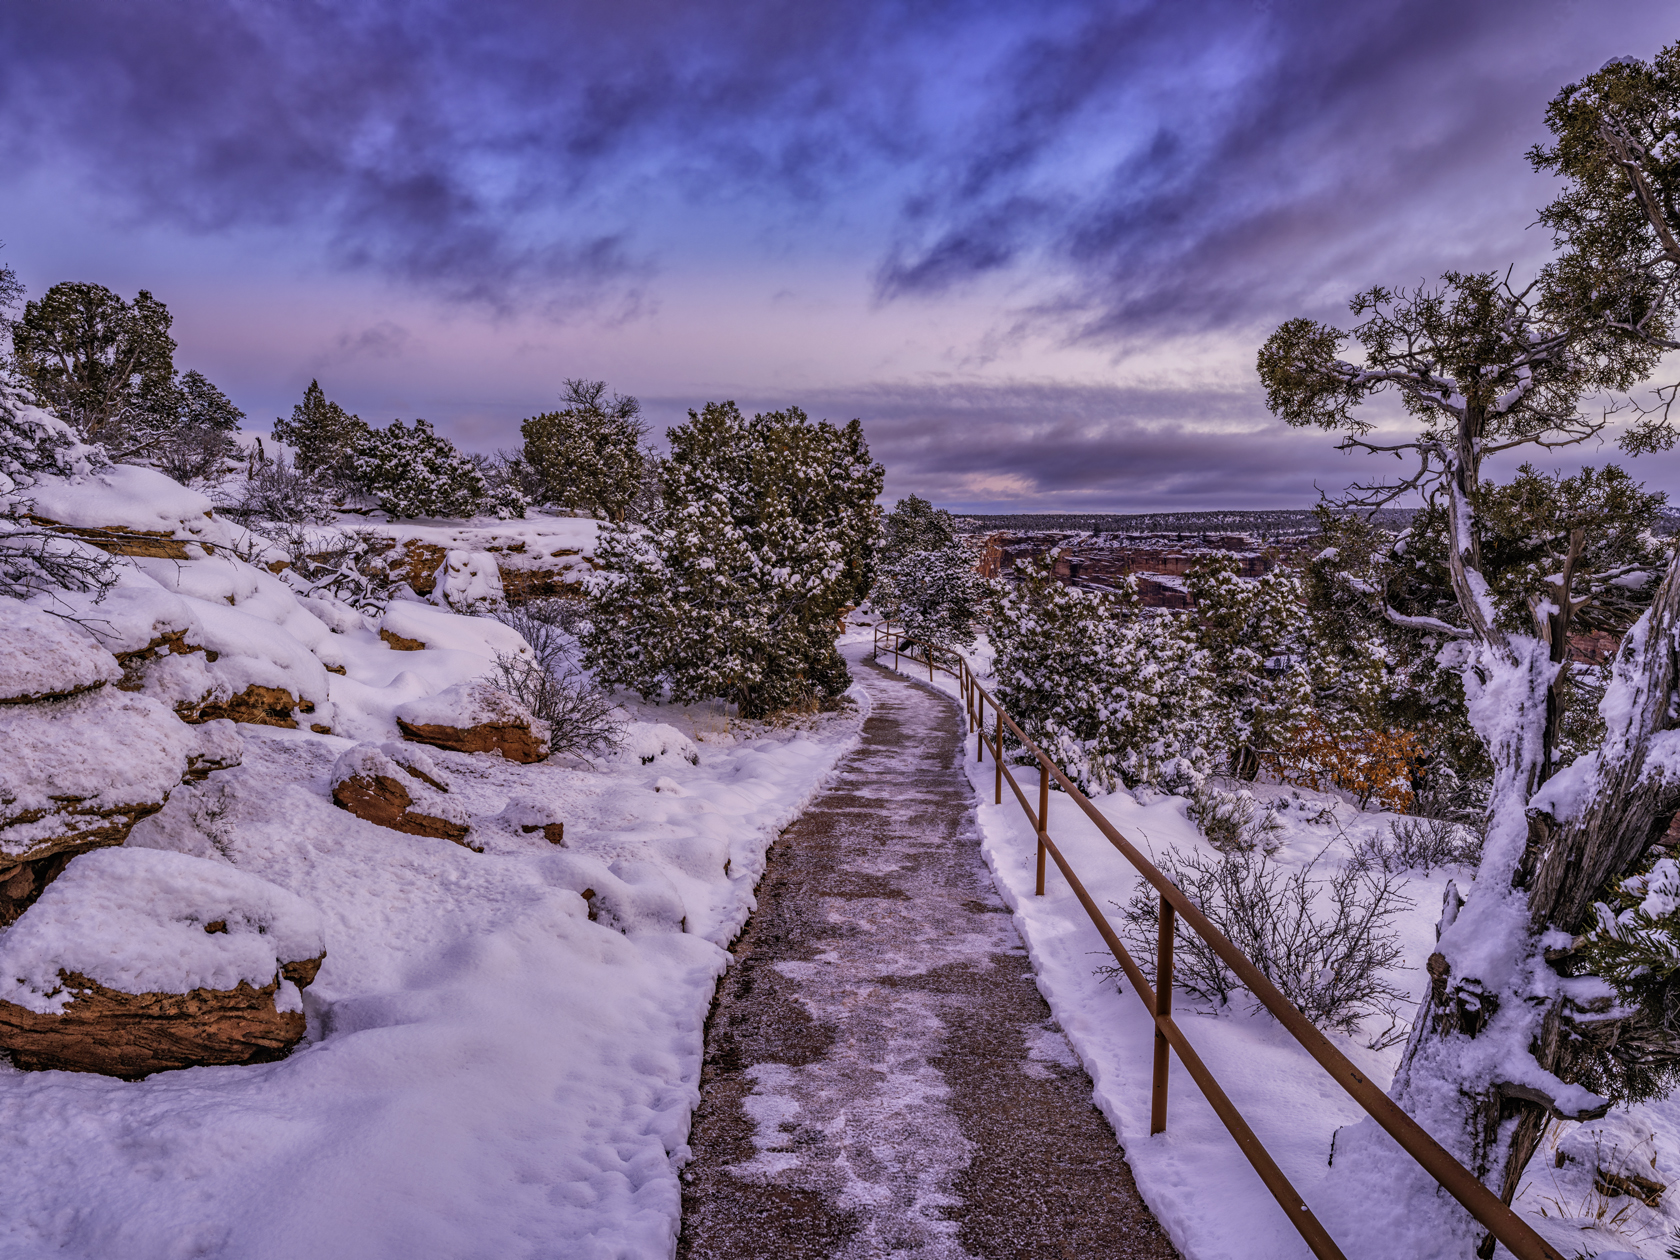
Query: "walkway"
678 649 1178 1260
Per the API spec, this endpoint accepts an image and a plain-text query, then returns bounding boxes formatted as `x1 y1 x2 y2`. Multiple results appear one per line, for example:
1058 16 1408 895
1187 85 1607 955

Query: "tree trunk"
1392 546 1680 1255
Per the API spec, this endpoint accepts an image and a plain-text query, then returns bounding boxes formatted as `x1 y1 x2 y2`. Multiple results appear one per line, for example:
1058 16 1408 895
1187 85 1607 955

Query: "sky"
2 0 1679 513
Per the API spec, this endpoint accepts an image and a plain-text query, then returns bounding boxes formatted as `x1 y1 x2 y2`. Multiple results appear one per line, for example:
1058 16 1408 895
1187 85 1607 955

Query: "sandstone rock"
330 744 472 845
0 602 122 705
395 680 550 763
491 797 565 845
0 691 242 924
0 848 324 1078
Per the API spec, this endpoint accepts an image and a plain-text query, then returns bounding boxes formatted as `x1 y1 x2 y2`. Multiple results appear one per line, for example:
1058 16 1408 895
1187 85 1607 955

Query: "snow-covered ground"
870 638 1680 1260
0 459 866 1259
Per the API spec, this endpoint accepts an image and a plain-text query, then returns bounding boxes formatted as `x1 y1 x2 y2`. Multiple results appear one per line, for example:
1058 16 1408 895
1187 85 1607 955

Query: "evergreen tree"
349 418 489 519
10 282 177 451
880 493 955 561
875 542 985 652
584 401 882 718
521 379 647 520
272 380 369 474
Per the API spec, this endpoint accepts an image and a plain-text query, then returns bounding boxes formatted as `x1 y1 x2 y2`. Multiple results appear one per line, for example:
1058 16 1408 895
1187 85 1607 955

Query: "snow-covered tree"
584 401 882 718
1259 52 1680 1222
875 542 985 653
349 419 489 519
880 493 955 561
521 379 647 521
272 380 369 476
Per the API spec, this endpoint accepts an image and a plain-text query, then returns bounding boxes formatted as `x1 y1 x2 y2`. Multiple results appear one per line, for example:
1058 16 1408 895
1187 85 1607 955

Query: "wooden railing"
870 622 1563 1260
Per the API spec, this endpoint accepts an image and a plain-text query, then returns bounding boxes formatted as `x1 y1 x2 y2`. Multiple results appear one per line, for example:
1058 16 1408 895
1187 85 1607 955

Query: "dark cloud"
5 1 1670 330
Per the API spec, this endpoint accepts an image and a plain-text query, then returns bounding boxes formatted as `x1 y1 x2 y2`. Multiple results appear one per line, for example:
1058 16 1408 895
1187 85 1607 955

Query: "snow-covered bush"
1356 813 1483 874
270 526 397 614
1187 783 1284 853
1109 844 1412 1044
349 419 488 519
584 401 882 718
0 382 118 601
874 541 985 652
215 453 339 526
520 379 647 521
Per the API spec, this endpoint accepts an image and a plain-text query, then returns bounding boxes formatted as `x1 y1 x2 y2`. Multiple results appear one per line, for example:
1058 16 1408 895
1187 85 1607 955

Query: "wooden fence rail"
870 622 1562 1260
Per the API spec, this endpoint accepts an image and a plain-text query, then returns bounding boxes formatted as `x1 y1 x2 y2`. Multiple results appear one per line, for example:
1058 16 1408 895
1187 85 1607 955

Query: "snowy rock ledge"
0 847 325 1078
0 602 121 704
394 680 551 764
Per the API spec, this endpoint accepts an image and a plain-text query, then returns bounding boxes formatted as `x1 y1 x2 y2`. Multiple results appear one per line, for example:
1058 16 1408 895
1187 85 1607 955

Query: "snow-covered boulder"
538 852 687 935
0 689 241 922
394 680 551 763
488 796 565 845
0 848 324 1078
330 743 471 845
377 600 533 660
0 601 121 704
25 464 234 559
616 722 700 768
430 549 504 613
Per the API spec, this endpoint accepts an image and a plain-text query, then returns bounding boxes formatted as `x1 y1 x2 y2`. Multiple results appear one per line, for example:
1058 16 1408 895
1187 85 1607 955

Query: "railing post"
976 690 985 762
1035 761 1049 896
928 646 934 681
1152 894 1175 1135
994 707 1003 805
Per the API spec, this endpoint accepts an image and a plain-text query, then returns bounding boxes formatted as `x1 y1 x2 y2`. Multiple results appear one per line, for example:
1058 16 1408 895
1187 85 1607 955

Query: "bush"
1356 814 1483 874
488 599 621 755
349 418 487 519
0 381 118 601
270 526 398 614
875 542 985 651
215 453 340 526
1107 844 1412 1046
521 379 647 521
272 380 368 475
1188 783 1284 853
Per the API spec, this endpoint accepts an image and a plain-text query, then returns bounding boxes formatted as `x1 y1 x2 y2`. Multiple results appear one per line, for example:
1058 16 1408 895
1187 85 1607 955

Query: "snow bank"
0 847 324 1012
430 549 504 612
0 600 120 702
27 463 234 552
617 721 700 768
379 600 532 660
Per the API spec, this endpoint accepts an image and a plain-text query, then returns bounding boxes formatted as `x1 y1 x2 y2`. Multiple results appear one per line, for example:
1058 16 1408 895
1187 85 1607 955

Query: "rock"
24 465 232 560
0 602 122 705
430 549 505 613
0 848 324 1078
330 744 472 845
395 680 551 764
0 690 242 924
490 797 565 845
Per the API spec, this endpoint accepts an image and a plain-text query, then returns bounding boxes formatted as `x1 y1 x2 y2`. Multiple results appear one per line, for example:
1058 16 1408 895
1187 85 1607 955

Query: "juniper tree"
875 542 985 653
1259 53 1680 1230
272 380 369 475
584 401 882 718
880 493 956 561
349 419 488 519
10 282 178 453
521 379 647 521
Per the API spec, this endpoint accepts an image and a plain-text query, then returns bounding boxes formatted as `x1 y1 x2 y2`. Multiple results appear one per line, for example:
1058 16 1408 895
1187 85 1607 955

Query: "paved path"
678 649 1178 1260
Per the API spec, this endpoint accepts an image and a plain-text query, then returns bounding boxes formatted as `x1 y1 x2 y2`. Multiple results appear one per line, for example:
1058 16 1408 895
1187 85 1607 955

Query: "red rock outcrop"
394 681 551 764
0 972 303 1078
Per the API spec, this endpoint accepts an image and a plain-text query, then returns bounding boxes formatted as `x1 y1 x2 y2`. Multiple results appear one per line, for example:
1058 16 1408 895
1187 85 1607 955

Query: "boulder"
0 688 242 924
0 602 122 705
0 848 325 1078
429 549 505 613
395 680 551 764
330 743 472 845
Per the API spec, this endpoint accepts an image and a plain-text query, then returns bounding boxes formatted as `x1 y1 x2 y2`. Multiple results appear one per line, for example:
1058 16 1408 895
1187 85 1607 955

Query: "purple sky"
3 1 1678 512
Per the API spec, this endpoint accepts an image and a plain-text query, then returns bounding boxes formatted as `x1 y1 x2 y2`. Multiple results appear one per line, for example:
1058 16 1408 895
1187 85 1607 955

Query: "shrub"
488 599 621 755
0 381 118 601
1356 814 1483 874
272 380 369 474
215 453 339 526
349 418 487 519
270 526 398 614
1188 783 1285 853
521 379 647 521
1107 844 1412 1045
1265 711 1425 811
875 542 985 652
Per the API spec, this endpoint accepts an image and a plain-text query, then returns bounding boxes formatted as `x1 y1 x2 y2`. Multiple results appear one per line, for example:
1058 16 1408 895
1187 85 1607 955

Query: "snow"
0 600 120 702
26 463 234 551
615 722 701 768
0 847 324 1012
430 548 505 612
378 599 533 661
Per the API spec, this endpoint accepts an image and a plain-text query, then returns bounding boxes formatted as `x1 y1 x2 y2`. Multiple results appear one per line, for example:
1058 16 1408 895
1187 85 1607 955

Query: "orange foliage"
1264 713 1423 813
